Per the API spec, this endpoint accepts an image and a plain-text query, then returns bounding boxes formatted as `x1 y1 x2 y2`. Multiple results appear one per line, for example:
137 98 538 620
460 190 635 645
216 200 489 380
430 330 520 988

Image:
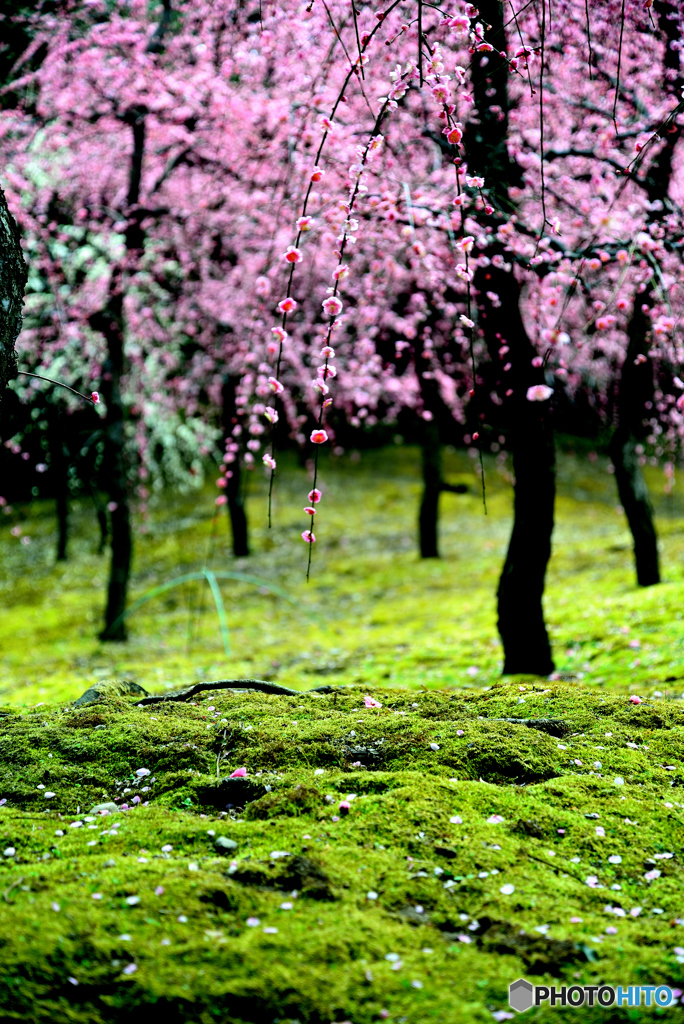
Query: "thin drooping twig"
17 371 98 405
418 0 423 84
133 679 344 706
351 0 364 79
612 0 626 131
584 0 593 80
538 0 548 234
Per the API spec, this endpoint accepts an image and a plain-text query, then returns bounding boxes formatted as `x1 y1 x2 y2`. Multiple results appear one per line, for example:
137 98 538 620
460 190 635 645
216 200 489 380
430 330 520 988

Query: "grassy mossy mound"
0 682 683 1023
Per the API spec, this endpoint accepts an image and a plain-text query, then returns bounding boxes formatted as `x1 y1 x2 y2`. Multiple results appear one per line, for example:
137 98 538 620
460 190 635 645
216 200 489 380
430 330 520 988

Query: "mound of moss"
0 682 683 1023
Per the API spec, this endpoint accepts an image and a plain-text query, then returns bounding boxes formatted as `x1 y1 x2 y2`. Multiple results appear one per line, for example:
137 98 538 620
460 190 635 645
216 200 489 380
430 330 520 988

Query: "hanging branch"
612 0 626 132
17 371 99 406
584 0 593 80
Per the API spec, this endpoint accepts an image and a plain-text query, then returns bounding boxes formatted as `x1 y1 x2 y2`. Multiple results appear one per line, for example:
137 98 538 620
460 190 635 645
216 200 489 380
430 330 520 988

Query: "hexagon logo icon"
509 978 534 1013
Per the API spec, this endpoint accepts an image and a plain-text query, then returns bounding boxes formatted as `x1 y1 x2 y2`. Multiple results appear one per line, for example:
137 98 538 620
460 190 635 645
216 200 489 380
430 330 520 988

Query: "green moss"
0 684 682 1021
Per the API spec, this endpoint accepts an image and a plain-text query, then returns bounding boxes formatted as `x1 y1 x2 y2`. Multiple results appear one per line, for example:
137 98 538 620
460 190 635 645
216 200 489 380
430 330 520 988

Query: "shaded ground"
0 683 682 1022
1 444 684 706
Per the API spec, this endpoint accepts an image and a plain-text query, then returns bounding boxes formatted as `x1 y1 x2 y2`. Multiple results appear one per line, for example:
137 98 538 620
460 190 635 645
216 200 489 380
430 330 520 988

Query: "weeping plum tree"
4 0 684 675
464 0 556 674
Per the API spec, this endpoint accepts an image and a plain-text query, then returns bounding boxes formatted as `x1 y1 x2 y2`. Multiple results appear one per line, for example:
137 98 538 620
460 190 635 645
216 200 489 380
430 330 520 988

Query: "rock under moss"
0 682 682 1022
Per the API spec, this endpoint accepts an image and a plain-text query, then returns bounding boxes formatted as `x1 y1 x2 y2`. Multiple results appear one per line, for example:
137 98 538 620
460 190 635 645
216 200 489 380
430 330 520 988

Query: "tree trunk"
497 396 555 676
465 0 555 675
90 275 131 641
419 419 441 558
606 0 679 586
610 433 659 586
478 267 556 676
222 375 249 557
609 290 660 586
50 408 69 561
0 184 27 418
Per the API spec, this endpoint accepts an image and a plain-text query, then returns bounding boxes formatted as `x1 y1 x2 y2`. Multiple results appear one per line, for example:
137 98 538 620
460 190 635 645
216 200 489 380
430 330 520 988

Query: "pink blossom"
302 530 315 543
216 477 227 488
268 377 284 394
308 489 322 503
91 391 100 404
263 454 276 469
271 326 288 343
526 385 553 402
459 315 474 328
312 379 329 395
332 265 349 281
215 495 227 505
282 245 303 264
363 695 382 708
303 506 316 515
310 430 328 444
264 407 278 424
296 216 313 231
277 298 297 314
310 167 325 182
629 695 643 704
455 235 474 254
229 767 247 778
318 364 336 379
322 296 343 317
446 124 463 145
320 346 335 358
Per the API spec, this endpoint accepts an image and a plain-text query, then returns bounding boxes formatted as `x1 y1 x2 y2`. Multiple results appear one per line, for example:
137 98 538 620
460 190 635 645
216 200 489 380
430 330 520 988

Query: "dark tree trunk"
610 433 659 586
89 99 151 638
419 419 442 558
607 1 679 586
90 278 132 641
0 184 27 418
609 290 660 586
222 375 249 557
478 268 556 676
50 408 69 561
465 0 554 675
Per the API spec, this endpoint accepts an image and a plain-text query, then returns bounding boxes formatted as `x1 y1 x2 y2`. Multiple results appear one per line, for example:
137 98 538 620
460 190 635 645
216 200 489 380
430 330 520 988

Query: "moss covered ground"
1 445 684 1021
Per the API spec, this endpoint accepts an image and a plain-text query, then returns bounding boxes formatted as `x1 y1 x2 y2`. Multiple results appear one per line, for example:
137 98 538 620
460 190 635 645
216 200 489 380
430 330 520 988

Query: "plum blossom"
322 296 343 317
282 245 303 264
264 407 278 424
296 216 313 231
91 392 100 404
268 377 284 394
363 695 382 708
310 430 328 444
229 767 247 778
277 297 297 314
526 385 553 402
302 530 315 543
263 454 276 470
308 489 322 503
